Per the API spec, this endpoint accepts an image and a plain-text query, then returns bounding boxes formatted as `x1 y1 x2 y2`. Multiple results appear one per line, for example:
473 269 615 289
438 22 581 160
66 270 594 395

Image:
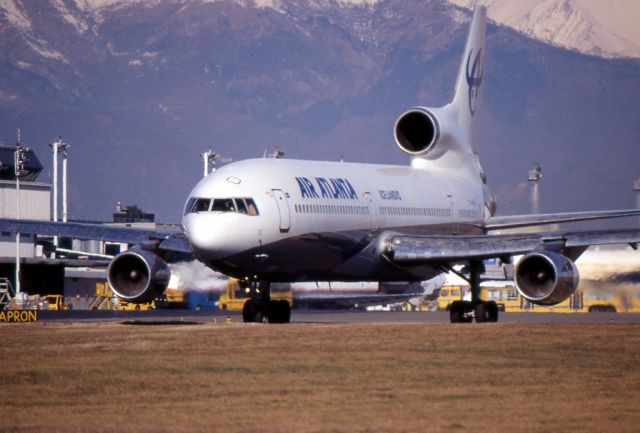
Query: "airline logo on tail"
465 48 483 115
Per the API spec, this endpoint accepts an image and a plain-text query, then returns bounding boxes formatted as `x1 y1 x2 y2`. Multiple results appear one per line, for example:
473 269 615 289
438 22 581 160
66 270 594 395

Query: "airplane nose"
182 214 228 260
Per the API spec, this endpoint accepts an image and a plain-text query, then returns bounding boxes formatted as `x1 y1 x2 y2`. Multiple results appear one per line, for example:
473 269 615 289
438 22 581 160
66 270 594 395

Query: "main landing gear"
448 261 499 324
242 281 291 324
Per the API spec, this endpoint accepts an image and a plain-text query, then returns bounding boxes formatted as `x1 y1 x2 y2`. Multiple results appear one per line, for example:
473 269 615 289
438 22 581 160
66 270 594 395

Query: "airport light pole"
61 141 70 223
528 163 542 214
201 147 218 177
634 177 640 225
50 137 70 254
14 132 29 295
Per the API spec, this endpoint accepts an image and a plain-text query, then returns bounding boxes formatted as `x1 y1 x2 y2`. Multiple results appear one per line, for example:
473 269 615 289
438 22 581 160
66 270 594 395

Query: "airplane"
1 6 639 323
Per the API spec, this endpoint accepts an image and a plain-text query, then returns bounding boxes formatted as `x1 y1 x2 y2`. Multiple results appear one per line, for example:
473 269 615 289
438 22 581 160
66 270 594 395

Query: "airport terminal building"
0 144 50 258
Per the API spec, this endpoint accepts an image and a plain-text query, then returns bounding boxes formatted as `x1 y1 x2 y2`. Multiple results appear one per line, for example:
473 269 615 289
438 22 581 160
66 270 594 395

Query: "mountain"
0 0 639 223
449 0 640 58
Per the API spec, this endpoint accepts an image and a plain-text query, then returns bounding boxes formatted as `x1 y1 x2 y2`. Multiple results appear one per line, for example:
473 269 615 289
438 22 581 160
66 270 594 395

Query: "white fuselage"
181 157 487 282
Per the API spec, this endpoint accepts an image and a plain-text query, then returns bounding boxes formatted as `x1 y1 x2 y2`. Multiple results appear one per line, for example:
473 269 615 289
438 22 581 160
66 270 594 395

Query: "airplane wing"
486 209 640 231
385 228 640 263
0 218 190 254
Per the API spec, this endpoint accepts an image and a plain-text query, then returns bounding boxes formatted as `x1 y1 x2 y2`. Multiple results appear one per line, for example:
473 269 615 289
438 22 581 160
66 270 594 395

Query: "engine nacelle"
107 248 171 303
394 108 440 156
515 251 580 306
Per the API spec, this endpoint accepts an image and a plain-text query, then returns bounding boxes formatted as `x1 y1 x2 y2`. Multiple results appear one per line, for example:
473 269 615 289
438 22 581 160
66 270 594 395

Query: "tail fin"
451 6 486 151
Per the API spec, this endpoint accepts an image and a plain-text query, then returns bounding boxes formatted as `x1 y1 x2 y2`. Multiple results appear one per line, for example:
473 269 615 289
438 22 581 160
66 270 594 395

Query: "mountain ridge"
0 0 638 223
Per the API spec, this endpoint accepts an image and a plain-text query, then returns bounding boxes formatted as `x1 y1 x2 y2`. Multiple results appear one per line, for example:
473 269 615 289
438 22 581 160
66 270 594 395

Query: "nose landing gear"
242 281 291 324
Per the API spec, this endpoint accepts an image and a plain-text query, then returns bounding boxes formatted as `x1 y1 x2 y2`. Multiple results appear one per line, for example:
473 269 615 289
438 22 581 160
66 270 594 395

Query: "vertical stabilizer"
451 6 486 151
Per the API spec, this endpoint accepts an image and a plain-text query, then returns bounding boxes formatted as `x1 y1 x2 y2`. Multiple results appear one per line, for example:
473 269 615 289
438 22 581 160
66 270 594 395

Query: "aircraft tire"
474 302 487 323
279 300 291 324
242 299 262 323
486 301 499 322
267 300 291 324
450 301 465 323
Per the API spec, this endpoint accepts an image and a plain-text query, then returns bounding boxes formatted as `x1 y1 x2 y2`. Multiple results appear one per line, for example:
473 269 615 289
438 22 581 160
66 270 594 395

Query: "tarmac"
33 309 640 324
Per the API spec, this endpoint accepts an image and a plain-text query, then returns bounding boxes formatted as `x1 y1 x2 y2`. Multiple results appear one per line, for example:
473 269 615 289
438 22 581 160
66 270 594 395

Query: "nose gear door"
271 189 291 233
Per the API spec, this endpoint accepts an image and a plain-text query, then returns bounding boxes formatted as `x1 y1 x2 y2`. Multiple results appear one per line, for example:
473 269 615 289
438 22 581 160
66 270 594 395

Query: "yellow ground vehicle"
163 288 186 308
479 281 637 313
44 294 72 311
89 282 116 310
116 300 154 311
482 282 522 312
436 285 464 311
219 278 293 311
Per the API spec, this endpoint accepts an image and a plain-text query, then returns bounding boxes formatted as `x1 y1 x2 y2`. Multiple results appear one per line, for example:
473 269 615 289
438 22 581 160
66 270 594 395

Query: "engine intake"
515 251 579 306
107 249 171 303
394 108 440 156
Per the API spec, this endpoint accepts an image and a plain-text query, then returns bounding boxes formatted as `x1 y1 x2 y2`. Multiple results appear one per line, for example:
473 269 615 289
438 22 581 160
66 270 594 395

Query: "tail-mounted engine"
107 248 171 303
394 108 440 157
514 251 579 306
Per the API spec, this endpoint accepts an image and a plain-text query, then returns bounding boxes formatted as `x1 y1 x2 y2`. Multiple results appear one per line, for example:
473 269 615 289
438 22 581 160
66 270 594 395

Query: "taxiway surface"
34 309 640 324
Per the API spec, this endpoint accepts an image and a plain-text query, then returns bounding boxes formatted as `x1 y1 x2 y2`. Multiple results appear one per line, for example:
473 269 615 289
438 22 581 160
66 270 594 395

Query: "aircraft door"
363 192 376 230
446 193 459 234
271 189 291 233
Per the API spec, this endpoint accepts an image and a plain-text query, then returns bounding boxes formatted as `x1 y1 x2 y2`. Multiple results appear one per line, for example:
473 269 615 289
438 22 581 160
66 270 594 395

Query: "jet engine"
107 248 171 303
394 108 440 156
514 251 579 306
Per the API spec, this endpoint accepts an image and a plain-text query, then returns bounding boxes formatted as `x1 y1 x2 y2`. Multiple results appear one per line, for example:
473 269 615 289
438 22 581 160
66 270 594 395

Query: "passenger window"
212 198 235 212
245 198 259 215
235 198 248 214
193 198 211 212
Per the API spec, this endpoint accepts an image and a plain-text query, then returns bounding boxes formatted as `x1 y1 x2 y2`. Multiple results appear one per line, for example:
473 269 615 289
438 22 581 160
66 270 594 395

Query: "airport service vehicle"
219 278 292 312
480 282 637 313
184 291 218 311
116 300 154 311
436 286 464 311
1 6 639 323
44 294 72 311
89 282 115 311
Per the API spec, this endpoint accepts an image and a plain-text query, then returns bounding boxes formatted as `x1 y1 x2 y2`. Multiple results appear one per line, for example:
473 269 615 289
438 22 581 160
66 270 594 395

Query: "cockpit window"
193 198 211 212
184 198 196 215
185 198 211 214
186 197 259 215
212 198 236 212
245 198 259 216
235 198 248 214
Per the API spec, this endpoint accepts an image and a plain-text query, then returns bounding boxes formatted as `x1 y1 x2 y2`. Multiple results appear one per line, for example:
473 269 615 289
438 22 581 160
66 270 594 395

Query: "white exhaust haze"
169 261 229 291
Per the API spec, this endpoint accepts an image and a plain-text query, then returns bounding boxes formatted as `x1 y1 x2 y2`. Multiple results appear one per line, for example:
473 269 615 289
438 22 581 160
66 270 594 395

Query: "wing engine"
107 248 171 303
514 251 579 305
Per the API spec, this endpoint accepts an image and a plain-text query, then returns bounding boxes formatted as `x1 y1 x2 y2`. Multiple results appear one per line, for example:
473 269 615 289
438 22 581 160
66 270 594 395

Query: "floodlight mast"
528 163 542 214
201 146 218 177
634 178 640 225
14 130 29 295
50 137 70 256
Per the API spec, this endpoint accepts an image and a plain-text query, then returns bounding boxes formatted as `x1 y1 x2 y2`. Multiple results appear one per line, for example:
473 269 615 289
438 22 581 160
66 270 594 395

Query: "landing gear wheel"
267 300 291 324
473 301 499 323
242 299 265 323
486 301 499 322
474 302 488 323
450 301 473 323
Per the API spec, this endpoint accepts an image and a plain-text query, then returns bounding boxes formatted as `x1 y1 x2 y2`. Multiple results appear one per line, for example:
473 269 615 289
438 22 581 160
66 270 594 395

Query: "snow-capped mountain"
449 0 640 58
0 0 638 222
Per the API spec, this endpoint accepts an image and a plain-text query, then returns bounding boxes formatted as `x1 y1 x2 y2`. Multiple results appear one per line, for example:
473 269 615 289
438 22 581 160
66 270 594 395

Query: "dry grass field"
1 321 639 433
